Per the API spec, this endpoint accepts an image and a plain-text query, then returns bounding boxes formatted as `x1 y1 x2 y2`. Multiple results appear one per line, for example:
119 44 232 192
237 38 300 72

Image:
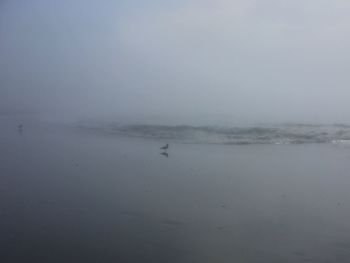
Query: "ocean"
2 117 350 262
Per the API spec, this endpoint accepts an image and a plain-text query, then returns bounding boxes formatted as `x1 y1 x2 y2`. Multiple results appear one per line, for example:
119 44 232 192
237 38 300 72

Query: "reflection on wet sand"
2 120 350 262
160 152 169 158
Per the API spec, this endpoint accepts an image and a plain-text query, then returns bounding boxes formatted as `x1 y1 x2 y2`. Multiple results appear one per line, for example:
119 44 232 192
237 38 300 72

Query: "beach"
2 118 350 262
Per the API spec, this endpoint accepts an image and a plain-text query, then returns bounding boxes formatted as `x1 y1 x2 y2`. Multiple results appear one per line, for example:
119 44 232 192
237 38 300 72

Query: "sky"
1 0 350 124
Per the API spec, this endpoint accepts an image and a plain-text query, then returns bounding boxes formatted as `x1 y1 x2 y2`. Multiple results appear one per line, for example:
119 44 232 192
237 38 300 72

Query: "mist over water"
1 0 350 124
2 0 350 262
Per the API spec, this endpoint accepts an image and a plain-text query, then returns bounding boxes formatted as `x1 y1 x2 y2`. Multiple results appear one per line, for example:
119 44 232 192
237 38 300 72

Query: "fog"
3 2 350 262
1 0 350 124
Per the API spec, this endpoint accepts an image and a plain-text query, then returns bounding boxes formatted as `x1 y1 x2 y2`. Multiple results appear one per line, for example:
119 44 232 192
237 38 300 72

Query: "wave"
77 122 350 145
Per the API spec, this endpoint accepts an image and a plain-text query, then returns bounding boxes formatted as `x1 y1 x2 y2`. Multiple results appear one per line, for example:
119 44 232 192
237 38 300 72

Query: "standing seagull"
160 144 169 150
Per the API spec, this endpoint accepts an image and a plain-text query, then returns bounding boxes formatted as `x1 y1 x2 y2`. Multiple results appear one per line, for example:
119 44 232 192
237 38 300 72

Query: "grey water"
2 117 350 262
78 121 350 145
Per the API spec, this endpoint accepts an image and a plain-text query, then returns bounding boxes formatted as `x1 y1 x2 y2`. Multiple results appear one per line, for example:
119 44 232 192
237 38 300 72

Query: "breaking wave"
77 122 350 145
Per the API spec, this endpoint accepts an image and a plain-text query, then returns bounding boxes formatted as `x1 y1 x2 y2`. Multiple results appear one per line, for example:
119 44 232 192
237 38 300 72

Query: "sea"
2 116 350 262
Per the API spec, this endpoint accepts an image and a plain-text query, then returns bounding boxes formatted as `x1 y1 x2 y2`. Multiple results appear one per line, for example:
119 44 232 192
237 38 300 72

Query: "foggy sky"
1 0 350 124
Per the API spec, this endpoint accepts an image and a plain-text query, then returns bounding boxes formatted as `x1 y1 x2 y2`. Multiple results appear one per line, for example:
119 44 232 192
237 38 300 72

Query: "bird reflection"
160 152 169 158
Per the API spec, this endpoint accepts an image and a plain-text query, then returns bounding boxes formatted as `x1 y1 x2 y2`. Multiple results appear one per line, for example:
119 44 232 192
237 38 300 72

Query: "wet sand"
2 119 350 262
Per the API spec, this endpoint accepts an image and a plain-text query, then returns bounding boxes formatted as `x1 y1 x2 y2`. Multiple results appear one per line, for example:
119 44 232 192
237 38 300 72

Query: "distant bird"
17 124 24 135
160 144 169 150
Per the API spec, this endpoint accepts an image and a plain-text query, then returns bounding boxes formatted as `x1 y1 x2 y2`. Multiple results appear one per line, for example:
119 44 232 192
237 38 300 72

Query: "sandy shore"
1 118 350 262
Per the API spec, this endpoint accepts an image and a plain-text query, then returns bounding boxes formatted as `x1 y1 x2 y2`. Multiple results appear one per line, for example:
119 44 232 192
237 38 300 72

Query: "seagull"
160 144 169 150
